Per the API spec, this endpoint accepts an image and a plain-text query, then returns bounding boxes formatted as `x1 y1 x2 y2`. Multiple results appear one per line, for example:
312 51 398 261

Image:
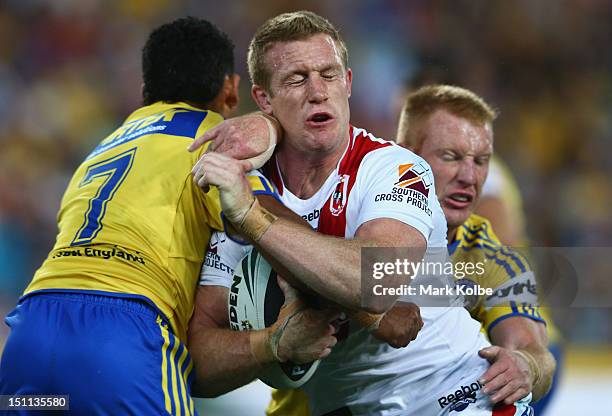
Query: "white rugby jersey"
200 126 491 415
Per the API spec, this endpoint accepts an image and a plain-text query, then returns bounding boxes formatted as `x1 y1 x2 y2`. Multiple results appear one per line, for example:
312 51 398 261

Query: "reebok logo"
437 381 482 412
301 208 321 223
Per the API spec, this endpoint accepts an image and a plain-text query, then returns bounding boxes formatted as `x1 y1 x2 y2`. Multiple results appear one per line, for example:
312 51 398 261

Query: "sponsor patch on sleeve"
202 233 235 277
373 162 433 216
485 271 539 306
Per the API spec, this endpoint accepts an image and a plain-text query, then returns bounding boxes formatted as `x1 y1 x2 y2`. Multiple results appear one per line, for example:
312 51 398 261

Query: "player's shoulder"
459 214 532 275
123 101 217 124
129 102 223 140
89 102 219 160
461 214 499 243
351 125 431 171
458 214 508 256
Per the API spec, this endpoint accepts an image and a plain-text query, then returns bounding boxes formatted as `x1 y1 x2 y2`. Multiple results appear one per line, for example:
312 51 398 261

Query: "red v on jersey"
264 126 391 237
319 126 391 237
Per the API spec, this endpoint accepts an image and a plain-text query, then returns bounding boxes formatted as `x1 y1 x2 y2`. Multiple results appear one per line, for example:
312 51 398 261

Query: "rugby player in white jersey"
188 11 533 416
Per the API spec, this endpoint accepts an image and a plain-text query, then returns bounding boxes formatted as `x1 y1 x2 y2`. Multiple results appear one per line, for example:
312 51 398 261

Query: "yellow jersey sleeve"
200 171 277 232
267 388 310 416
478 248 546 335
452 215 547 337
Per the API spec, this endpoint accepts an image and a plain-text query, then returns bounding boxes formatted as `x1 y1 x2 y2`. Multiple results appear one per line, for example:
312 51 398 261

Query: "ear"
221 74 240 115
251 84 273 116
345 68 353 98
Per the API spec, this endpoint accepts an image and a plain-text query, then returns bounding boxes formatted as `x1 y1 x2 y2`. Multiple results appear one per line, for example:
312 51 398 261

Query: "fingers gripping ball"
228 249 321 388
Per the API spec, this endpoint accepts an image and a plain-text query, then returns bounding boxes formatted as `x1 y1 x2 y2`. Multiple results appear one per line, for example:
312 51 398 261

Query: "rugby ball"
228 248 320 389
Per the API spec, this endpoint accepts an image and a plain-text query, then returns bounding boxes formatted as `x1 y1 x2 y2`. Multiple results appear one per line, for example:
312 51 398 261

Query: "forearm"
213 167 424 312
253 198 395 328
257 217 380 312
189 327 262 397
256 111 283 142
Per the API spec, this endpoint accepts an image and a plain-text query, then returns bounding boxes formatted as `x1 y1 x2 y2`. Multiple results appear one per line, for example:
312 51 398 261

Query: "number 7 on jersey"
71 148 137 246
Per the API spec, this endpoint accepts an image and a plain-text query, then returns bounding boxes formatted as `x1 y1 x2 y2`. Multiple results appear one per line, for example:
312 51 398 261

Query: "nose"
307 74 328 103
456 160 476 185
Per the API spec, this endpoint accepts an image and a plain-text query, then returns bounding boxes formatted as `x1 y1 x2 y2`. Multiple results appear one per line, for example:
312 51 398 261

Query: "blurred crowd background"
0 0 611 413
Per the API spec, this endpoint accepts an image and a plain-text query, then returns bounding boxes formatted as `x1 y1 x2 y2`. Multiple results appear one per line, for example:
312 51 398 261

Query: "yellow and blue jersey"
24 101 274 341
449 214 545 335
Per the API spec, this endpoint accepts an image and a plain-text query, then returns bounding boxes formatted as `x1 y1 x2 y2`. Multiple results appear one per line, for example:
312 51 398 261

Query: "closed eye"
474 155 491 166
321 68 340 80
285 74 306 85
440 151 460 162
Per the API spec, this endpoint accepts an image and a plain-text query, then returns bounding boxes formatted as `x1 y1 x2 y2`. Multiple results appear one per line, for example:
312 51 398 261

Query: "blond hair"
247 11 348 92
397 84 497 149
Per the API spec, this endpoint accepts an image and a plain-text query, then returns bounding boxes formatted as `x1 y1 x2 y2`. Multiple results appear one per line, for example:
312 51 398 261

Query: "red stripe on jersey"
318 126 392 237
492 403 517 416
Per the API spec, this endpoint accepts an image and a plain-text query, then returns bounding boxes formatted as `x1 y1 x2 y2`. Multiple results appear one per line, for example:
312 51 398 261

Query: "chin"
312 131 340 147
445 210 471 230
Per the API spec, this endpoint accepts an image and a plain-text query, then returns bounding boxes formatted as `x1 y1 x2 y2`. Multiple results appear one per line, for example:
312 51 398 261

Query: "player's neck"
276 138 348 199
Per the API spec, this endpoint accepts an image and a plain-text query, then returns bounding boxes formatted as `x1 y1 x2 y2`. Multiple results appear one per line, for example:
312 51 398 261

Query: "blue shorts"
0 291 197 415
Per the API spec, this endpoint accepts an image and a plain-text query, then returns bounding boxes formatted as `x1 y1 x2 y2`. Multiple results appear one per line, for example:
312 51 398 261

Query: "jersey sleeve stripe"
510 300 519 313
220 212 251 246
459 233 481 244
492 248 528 275
497 246 527 272
461 224 486 235
486 311 547 337
447 239 460 256
457 242 525 280
260 176 273 193
479 243 530 277
455 241 521 278
484 251 517 278
470 227 530 274
253 189 282 202
249 175 281 201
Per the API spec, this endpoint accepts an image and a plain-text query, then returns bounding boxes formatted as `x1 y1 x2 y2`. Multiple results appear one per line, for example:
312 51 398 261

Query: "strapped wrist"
249 329 275 366
514 349 542 387
236 198 278 242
